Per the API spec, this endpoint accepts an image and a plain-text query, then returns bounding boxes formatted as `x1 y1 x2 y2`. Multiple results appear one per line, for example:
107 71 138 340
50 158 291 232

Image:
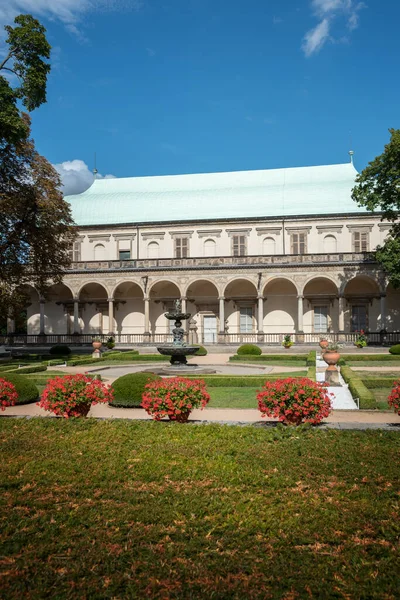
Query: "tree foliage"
0 15 75 321
352 129 400 288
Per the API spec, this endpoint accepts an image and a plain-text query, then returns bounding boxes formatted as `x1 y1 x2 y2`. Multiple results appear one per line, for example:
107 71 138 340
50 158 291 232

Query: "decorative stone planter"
323 350 340 368
168 411 191 423
319 339 329 350
92 341 102 350
71 403 92 418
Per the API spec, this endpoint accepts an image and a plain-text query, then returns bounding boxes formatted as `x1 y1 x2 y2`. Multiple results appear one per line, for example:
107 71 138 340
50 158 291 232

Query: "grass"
370 388 391 410
346 361 400 368
0 420 399 599
230 359 306 367
208 387 259 408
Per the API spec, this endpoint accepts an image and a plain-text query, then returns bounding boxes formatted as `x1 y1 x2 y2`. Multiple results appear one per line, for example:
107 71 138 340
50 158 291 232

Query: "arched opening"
79 283 108 334
303 277 338 333
113 282 144 335
45 283 74 334
323 235 337 253
263 237 276 255
263 278 297 334
224 279 258 336
342 276 381 332
10 285 40 335
147 242 159 259
203 239 216 257
149 280 181 337
386 283 400 332
94 244 106 260
186 280 219 343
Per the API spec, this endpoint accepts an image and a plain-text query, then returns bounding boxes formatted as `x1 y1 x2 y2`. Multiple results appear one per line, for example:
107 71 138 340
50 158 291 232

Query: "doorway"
203 315 217 343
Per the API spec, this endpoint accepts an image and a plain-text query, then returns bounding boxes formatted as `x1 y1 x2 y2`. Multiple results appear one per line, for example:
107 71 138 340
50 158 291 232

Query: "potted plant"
257 377 333 425
38 374 113 418
141 377 210 422
282 334 294 349
354 330 368 349
322 342 342 367
0 377 18 411
319 336 329 350
106 336 115 350
92 336 102 350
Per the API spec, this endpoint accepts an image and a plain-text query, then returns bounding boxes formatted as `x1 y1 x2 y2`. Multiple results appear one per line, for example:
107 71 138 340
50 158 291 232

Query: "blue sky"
1 0 399 194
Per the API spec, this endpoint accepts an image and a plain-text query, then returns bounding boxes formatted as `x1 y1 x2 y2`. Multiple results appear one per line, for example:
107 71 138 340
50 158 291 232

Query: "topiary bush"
194 346 207 356
0 373 39 405
49 345 71 357
389 344 400 355
237 344 262 356
12 365 47 374
110 372 162 408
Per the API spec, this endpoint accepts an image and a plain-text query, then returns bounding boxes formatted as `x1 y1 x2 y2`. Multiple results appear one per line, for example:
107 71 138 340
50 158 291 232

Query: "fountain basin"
157 345 199 365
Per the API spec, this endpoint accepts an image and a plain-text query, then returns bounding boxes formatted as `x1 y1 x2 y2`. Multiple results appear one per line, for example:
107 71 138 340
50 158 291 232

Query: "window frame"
352 231 369 252
232 235 247 257
175 237 189 258
290 232 307 255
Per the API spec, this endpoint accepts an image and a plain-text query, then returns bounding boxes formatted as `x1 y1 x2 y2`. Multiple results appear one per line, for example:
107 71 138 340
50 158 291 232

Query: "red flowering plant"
388 380 400 415
142 377 210 422
38 374 113 418
0 378 18 411
257 377 333 425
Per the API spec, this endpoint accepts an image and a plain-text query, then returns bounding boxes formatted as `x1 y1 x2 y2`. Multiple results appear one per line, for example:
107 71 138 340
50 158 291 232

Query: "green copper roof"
65 162 365 226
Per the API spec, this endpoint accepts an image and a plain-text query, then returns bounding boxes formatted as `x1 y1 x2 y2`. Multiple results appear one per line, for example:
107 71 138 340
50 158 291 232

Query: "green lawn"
371 388 392 410
209 387 259 408
0 420 399 599
346 361 400 368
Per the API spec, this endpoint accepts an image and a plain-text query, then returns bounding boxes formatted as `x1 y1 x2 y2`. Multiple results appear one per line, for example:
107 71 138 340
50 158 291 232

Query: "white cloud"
0 0 143 38
302 0 365 56
302 18 330 57
54 159 116 196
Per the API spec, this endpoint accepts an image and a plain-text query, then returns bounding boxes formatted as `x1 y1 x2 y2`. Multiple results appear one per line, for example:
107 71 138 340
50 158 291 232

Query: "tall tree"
0 15 76 323
352 129 400 288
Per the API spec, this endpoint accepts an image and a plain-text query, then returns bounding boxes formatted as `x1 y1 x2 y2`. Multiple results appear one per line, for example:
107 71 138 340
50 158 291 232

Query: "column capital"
144 295 150 302
297 294 304 300
219 296 225 301
380 293 387 298
107 297 114 302
257 295 264 300
181 296 187 301
73 296 79 302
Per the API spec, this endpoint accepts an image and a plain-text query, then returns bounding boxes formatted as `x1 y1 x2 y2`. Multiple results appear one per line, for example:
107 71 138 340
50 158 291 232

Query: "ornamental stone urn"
323 350 340 369
319 338 329 350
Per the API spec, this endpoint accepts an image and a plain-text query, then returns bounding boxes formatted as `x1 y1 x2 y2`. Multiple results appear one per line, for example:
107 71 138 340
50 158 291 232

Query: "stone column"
144 296 151 340
39 299 45 335
73 298 80 334
297 295 304 333
6 317 15 335
218 296 225 343
380 294 387 332
181 297 187 333
257 296 264 334
108 298 114 335
338 295 345 332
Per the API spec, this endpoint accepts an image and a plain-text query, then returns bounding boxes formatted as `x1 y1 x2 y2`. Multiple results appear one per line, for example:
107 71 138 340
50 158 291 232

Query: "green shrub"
230 354 307 363
50 345 71 357
110 372 162 408
362 378 399 389
340 365 355 384
307 366 316 381
342 353 400 362
67 357 99 367
184 373 308 387
103 352 142 361
12 365 47 374
194 346 207 356
47 359 67 366
0 364 19 373
237 344 262 356
389 344 400 355
106 337 115 349
348 378 376 409
306 351 316 366
0 373 39 404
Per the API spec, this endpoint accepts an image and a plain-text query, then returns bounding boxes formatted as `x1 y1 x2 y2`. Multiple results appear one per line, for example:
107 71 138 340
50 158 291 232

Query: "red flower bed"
0 378 18 410
257 377 333 425
38 374 113 418
388 380 400 415
142 377 210 422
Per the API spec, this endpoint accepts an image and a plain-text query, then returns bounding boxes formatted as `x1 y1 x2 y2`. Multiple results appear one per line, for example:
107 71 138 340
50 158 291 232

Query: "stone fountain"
144 299 216 375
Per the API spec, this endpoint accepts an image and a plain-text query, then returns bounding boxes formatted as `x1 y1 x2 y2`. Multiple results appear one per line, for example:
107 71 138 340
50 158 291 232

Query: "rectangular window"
240 307 253 333
314 306 328 333
119 250 131 260
175 237 189 258
291 232 307 254
68 241 81 262
233 235 246 257
351 305 367 332
353 231 369 252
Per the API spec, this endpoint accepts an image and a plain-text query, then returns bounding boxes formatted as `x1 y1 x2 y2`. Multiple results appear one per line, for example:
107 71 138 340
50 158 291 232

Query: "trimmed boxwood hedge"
194 346 207 356
361 378 399 389
11 365 47 374
230 354 308 362
50 345 72 357
0 373 39 405
184 373 308 387
307 366 316 381
237 344 262 356
340 365 377 409
389 344 400 355
306 351 316 366
110 372 162 408
341 354 400 362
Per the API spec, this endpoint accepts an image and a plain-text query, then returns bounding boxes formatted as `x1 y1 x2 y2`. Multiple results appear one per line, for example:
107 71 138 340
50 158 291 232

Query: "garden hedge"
306 366 316 381
340 365 377 409
389 344 400 355
230 354 308 363
47 359 67 366
49 345 72 357
110 372 161 407
0 373 39 404
11 365 47 374
184 373 308 387
237 344 262 356
361 377 399 389
341 354 400 362
194 346 207 356
0 364 19 373
306 351 316 366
